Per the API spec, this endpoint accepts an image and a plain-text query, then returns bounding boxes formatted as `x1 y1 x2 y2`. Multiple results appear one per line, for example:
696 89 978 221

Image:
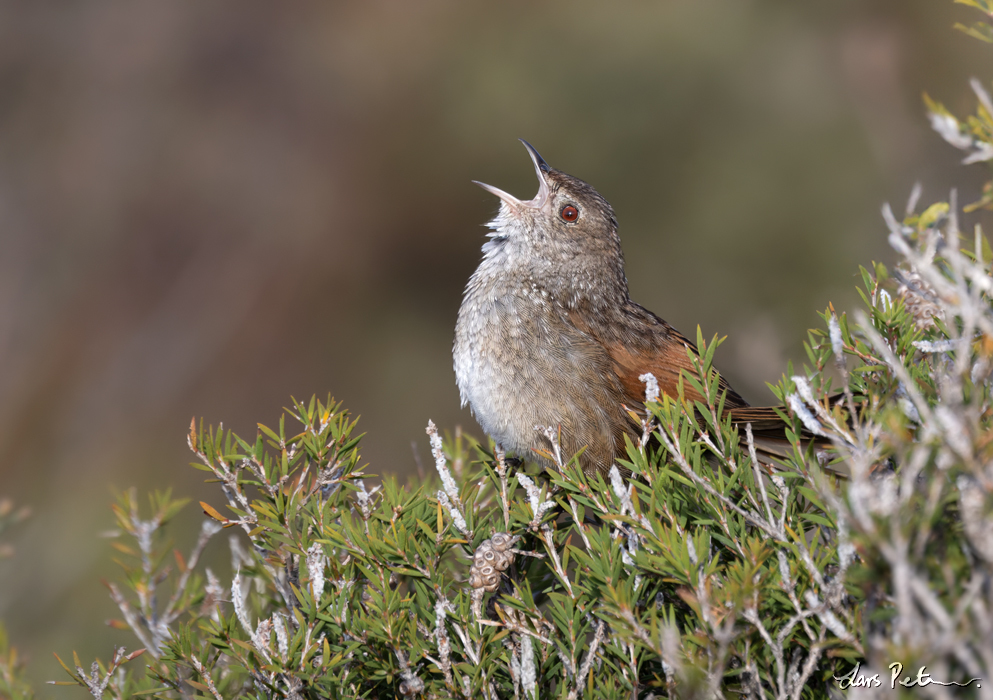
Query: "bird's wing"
563 301 849 475
565 301 749 412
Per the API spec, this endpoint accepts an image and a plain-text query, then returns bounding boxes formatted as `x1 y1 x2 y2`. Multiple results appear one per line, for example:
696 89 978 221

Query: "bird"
454 140 812 479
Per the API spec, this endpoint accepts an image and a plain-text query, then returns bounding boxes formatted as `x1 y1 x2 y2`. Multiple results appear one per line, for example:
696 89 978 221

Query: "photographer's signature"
835 662 981 689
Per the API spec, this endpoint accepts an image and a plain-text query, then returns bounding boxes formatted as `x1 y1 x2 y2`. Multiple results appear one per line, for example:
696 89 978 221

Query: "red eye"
560 205 579 222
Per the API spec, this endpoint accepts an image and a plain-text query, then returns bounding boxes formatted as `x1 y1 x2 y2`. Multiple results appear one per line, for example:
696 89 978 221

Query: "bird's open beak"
473 139 550 210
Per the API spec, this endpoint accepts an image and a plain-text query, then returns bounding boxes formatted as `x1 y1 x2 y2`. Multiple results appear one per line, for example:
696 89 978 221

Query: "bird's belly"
454 300 622 468
454 312 544 456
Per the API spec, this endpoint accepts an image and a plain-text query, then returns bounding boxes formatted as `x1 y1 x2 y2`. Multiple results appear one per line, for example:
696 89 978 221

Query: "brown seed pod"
469 533 519 592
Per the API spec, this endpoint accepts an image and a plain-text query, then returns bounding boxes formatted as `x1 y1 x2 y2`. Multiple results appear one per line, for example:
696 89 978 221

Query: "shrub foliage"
8 3 993 698
49 181 993 700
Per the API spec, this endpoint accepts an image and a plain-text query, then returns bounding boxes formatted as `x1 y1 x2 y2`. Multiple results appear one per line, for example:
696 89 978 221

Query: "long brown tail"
726 405 845 476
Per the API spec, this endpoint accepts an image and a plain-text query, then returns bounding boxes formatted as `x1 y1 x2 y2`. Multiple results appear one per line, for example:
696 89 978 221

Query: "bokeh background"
1 0 991 690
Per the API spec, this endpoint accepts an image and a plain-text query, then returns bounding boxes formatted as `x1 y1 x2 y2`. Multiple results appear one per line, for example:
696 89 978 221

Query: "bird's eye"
560 205 579 222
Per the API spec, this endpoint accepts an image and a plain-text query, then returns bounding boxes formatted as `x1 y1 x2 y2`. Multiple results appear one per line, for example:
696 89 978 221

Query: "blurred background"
0 0 990 690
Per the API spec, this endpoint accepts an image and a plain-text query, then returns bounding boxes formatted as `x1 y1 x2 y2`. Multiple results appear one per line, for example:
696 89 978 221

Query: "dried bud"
477 548 497 565
490 532 514 550
897 270 944 331
469 533 518 592
399 678 424 696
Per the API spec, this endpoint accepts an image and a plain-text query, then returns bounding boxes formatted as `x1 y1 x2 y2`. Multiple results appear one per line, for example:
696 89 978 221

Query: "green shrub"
46 205 993 698
14 2 993 698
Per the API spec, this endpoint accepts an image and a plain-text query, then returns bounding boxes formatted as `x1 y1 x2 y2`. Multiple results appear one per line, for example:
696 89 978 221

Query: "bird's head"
473 140 627 304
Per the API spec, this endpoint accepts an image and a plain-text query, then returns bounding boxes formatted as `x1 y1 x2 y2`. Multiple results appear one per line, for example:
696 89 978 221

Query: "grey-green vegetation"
3 2 993 698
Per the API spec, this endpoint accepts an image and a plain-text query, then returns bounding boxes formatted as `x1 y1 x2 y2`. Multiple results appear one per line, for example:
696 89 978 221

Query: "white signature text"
834 661 981 689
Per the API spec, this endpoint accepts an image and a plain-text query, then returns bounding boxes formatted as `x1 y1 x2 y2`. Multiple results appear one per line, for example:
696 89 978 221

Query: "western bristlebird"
454 140 817 478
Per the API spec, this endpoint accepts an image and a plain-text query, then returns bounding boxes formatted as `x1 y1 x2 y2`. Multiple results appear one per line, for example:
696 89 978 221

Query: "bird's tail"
726 405 847 477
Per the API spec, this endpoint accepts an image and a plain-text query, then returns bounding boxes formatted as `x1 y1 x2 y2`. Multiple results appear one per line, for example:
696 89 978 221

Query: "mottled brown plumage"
454 141 801 477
